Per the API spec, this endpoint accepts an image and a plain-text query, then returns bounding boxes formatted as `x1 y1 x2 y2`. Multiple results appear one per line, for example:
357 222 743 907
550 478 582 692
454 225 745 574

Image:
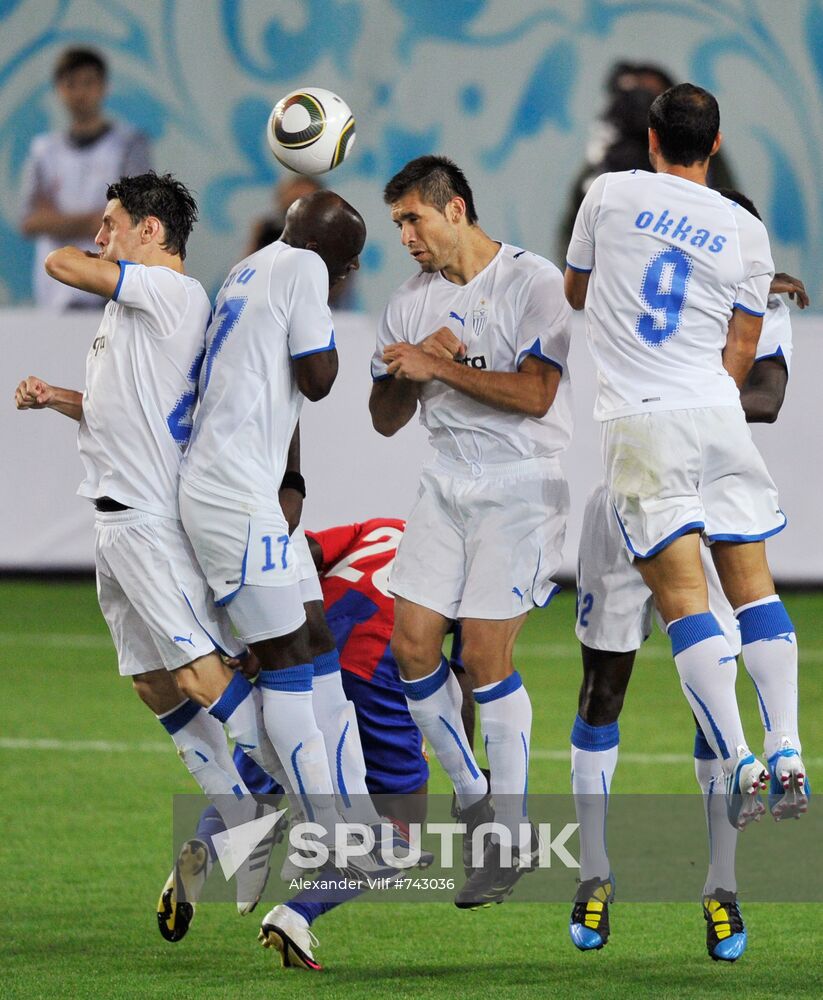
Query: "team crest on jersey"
471 300 489 339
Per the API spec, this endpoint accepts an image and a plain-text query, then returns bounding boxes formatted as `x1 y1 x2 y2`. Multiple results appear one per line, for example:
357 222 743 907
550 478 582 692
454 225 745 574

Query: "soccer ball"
266 87 356 175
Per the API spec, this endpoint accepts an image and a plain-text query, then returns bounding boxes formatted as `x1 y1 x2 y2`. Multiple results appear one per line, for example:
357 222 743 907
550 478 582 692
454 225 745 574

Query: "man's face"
390 192 460 274
321 227 365 291
55 66 106 124
95 199 145 263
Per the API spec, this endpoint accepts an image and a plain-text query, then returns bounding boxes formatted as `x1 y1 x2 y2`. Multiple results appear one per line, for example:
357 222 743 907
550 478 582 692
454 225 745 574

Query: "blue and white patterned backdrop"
1 0 822 311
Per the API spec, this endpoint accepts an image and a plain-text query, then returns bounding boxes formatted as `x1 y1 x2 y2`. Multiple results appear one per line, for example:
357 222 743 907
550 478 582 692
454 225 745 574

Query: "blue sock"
286 873 366 926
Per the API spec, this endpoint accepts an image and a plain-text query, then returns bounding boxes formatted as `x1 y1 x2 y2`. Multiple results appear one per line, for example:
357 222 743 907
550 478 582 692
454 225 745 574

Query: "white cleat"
768 740 810 821
259 904 322 971
235 807 284 916
725 747 768 831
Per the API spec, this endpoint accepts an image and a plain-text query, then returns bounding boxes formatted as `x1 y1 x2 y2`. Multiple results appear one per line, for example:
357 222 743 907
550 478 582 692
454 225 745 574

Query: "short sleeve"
112 263 190 337
565 172 608 273
755 295 793 375
307 523 361 569
733 216 775 318
285 252 335 359
515 265 572 373
370 297 404 381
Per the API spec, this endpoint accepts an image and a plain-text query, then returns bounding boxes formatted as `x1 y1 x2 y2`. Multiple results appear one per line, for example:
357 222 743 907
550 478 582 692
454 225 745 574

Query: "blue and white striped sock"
668 612 747 771
736 596 800 757
402 656 486 810
570 714 618 881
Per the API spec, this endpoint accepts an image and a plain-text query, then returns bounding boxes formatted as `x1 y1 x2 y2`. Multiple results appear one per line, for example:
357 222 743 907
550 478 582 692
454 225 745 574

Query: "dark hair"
717 188 761 221
648 83 719 166
54 47 107 83
383 155 479 225
606 61 676 95
106 172 198 260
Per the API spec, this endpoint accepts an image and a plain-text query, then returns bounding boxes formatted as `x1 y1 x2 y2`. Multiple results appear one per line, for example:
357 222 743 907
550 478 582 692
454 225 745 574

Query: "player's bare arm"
384 343 560 418
771 271 809 309
369 376 420 436
14 375 83 421
564 267 590 310
739 357 788 424
722 307 763 387
292 348 338 401
278 423 304 534
44 245 120 299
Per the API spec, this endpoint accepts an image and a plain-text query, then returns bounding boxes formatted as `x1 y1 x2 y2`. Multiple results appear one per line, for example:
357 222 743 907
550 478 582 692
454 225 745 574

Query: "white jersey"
180 241 334 506
77 263 212 517
371 244 573 465
566 170 774 421
20 123 151 309
757 294 793 373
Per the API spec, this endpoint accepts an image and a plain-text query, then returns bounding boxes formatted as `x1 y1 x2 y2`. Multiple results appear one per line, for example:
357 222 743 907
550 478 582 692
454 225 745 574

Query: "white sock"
570 714 618 881
694 752 738 895
312 659 381 826
476 672 532 850
258 665 340 837
736 597 800 758
158 698 257 831
402 656 487 810
668 613 748 772
207 672 282 780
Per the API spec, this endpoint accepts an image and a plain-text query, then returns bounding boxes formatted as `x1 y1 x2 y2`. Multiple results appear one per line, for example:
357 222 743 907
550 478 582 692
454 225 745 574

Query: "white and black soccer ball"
266 87 356 175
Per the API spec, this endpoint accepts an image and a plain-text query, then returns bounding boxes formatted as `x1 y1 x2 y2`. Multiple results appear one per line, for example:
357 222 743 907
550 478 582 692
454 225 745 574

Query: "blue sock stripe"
258 663 314 692
693 724 717 760
750 678 772 732
401 656 450 701
158 698 201 736
336 721 351 808
668 612 724 657
521 731 529 818
685 684 729 761
438 715 480 780
290 741 314 822
570 714 620 751
737 600 794 645
314 649 342 677
473 671 523 704
209 673 253 724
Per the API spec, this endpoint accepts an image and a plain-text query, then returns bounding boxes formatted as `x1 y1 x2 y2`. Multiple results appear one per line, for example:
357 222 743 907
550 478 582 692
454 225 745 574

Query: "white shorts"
576 484 740 654
601 406 785 558
94 509 241 677
292 526 323 604
179 482 306 644
390 455 568 620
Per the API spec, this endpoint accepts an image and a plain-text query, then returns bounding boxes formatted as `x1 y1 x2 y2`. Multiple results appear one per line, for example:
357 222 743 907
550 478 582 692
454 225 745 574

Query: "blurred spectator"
558 61 736 259
19 47 152 309
247 174 357 309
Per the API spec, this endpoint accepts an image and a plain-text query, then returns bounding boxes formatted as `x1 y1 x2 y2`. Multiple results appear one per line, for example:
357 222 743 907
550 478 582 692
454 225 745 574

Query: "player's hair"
54 47 107 83
383 155 479 225
648 83 719 166
606 61 675 95
717 188 761 221
106 172 198 260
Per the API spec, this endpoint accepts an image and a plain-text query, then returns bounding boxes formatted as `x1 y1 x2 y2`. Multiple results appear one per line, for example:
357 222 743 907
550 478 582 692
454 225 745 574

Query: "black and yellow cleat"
156 838 211 943
703 889 747 962
569 874 615 951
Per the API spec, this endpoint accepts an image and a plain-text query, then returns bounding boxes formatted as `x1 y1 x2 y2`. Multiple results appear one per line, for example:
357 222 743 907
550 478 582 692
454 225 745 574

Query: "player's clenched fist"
419 326 466 360
14 375 54 410
383 342 441 382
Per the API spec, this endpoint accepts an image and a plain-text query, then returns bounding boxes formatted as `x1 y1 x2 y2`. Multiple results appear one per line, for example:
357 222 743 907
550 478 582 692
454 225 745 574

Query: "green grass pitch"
2 582 822 999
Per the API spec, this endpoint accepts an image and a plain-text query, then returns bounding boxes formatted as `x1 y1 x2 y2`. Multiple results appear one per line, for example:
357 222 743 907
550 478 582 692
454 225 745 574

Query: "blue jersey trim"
291 329 336 360
112 260 135 302
180 588 232 657
732 301 765 318
565 260 592 274
516 336 564 373
706 513 786 544
612 504 704 559
755 345 786 365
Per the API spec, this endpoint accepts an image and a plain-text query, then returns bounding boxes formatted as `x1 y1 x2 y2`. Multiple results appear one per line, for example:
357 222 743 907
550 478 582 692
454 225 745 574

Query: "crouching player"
570 239 808 959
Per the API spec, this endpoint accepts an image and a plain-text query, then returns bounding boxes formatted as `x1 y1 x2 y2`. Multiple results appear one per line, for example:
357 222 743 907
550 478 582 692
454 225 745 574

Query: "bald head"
281 190 366 290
